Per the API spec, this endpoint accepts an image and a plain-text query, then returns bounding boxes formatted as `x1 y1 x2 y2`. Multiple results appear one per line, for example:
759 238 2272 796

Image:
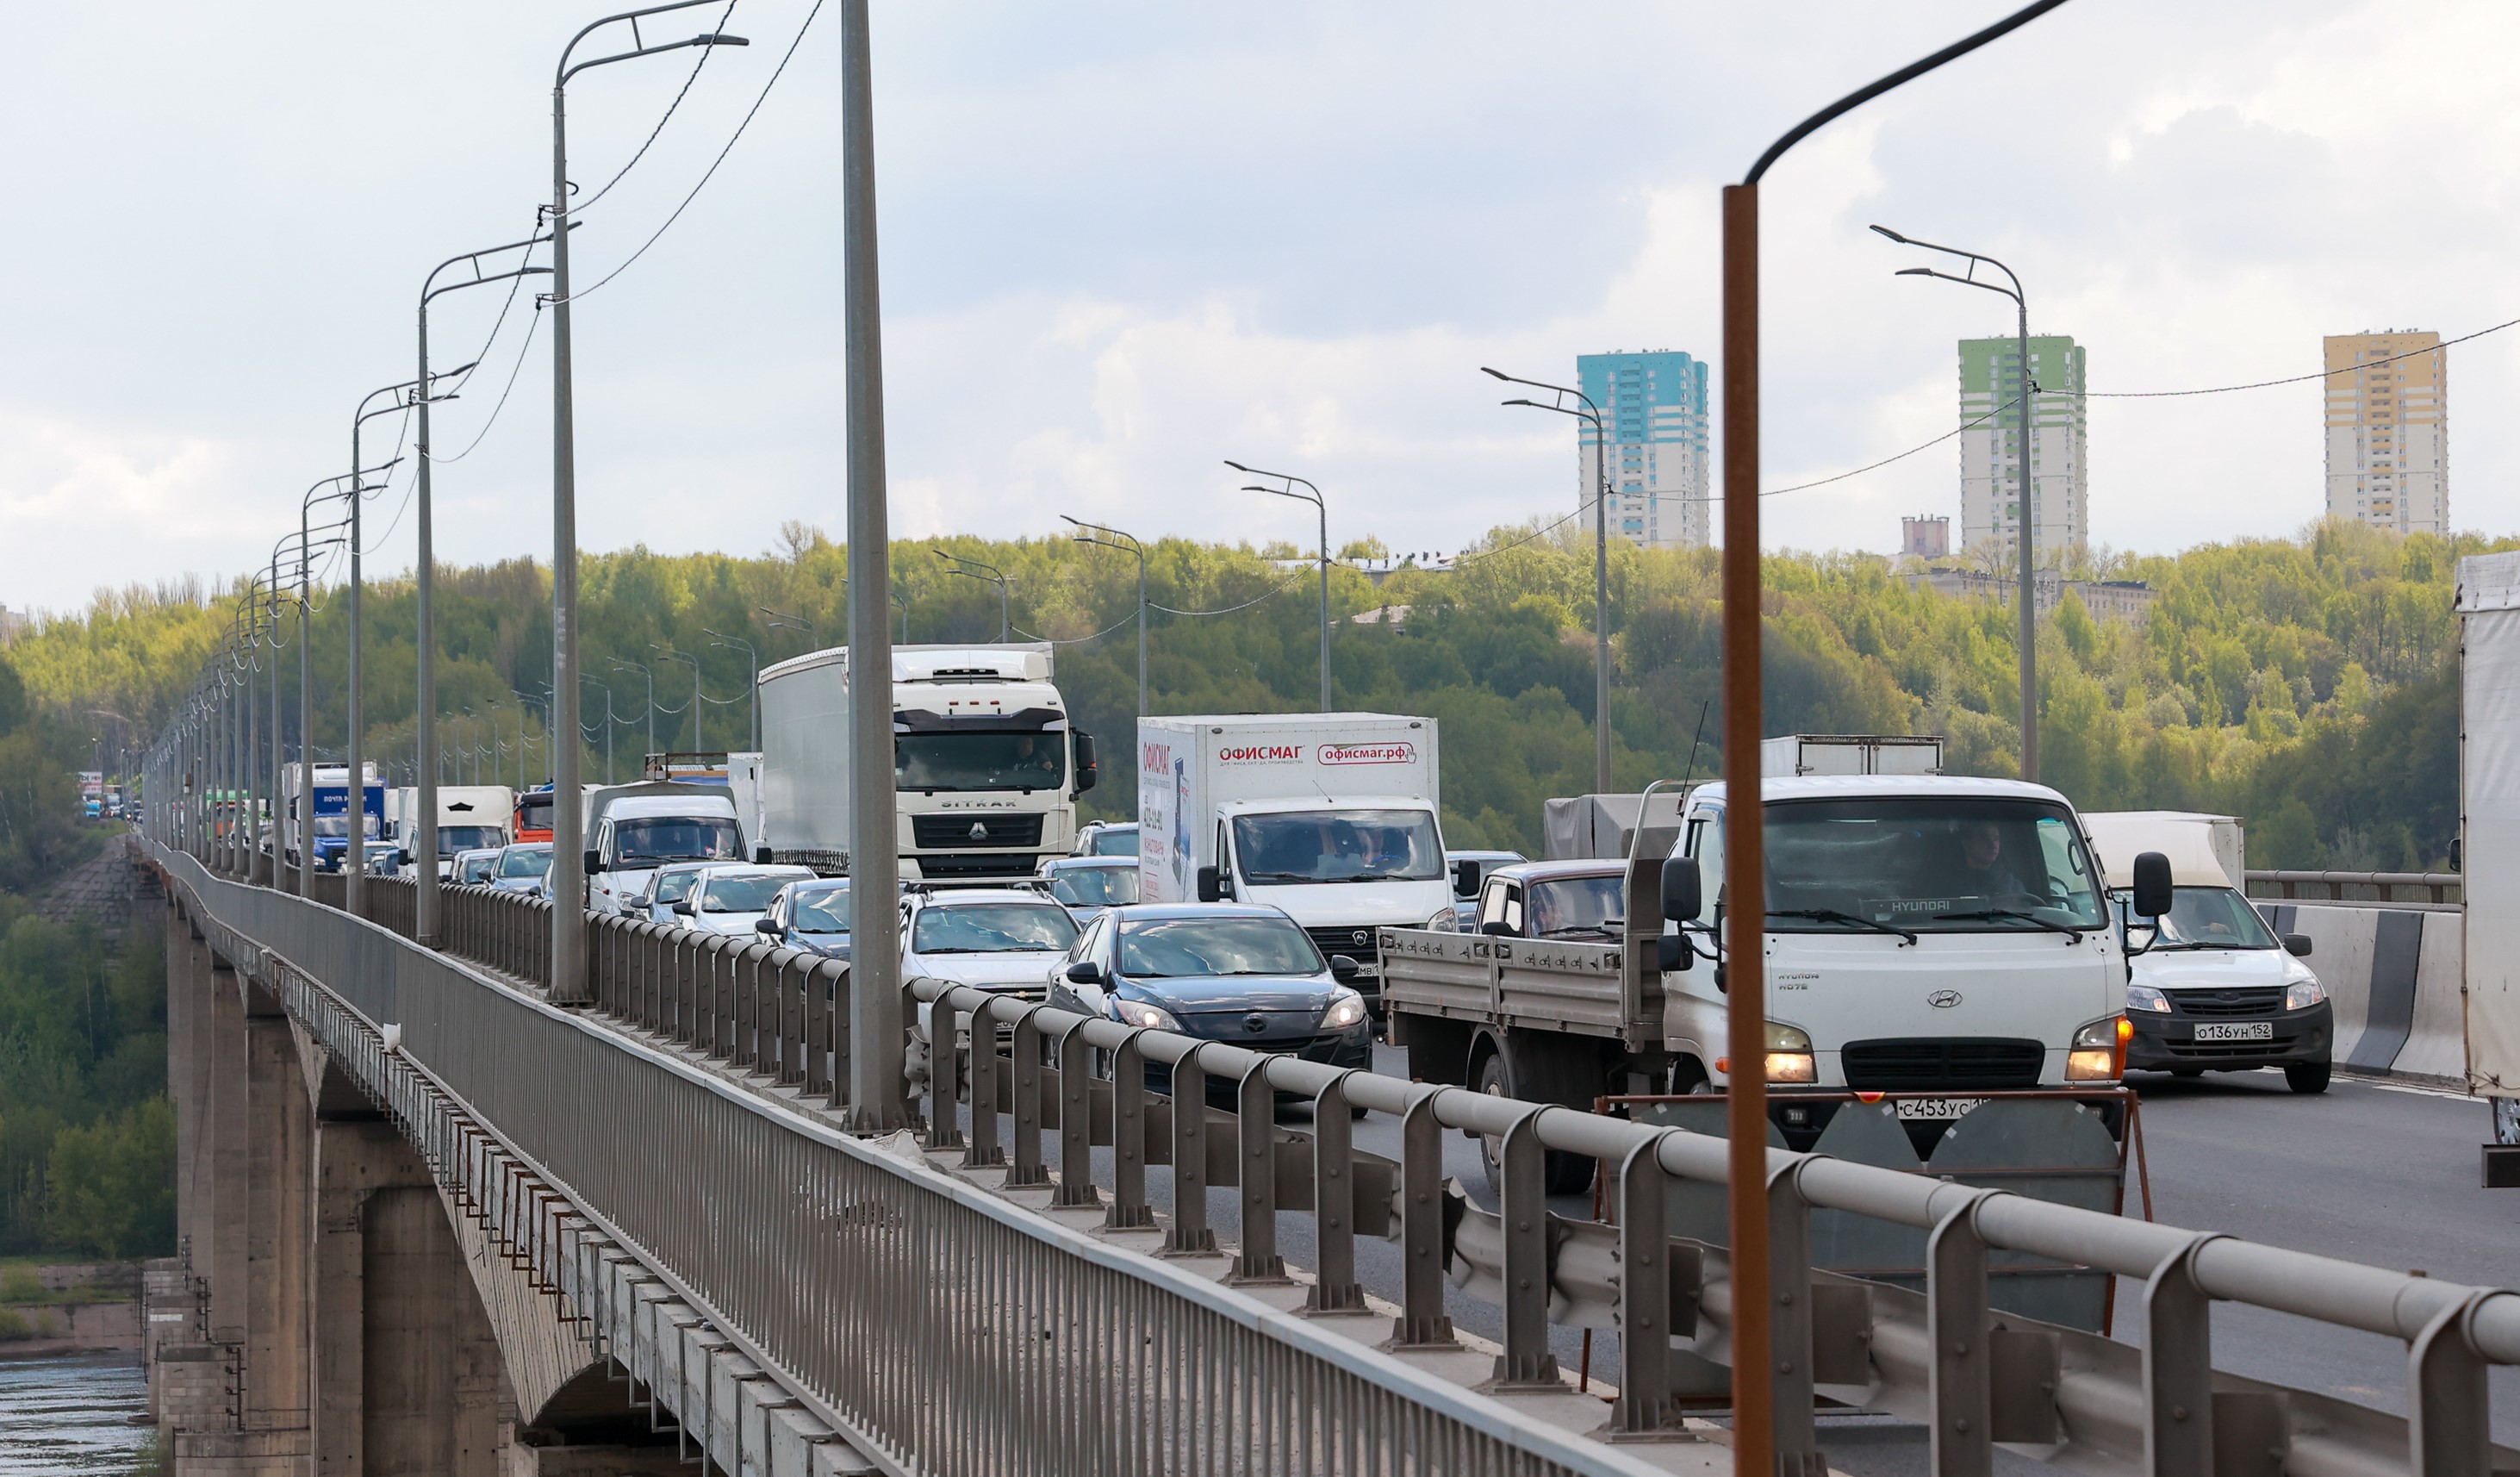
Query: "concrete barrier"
2256 902 2466 1085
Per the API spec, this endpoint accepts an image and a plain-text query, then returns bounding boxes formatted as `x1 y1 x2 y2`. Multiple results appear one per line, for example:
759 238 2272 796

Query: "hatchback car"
634 861 733 925
672 865 818 937
899 888 1081 997
1038 856 1140 920
756 878 855 960
487 843 555 896
450 848 501 887
1044 903 1372 1097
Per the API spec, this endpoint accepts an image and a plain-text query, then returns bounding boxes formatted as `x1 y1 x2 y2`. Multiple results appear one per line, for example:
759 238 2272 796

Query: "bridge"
126 814 2520 1477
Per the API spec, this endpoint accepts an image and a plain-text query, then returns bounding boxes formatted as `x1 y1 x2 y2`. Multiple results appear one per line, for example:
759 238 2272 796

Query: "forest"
10 514 2496 871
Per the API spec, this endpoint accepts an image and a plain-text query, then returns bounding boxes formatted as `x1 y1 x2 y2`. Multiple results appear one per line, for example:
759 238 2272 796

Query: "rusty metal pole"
1718 181 1775 1475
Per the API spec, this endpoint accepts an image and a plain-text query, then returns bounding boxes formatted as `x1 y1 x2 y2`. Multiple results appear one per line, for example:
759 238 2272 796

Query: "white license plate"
1893 1097 1984 1121
2193 1021 2274 1042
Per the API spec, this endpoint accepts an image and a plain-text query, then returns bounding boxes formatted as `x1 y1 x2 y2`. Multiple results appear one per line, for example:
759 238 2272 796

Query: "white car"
672 864 818 937
901 886 1083 1050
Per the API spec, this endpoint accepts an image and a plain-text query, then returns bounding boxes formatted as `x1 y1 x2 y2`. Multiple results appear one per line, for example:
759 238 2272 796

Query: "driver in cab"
1950 820 2031 899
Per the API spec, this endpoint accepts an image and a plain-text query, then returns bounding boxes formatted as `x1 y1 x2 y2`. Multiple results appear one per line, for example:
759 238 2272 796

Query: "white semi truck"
2459 553 2520 1180
1137 713 1453 1010
756 643 1098 882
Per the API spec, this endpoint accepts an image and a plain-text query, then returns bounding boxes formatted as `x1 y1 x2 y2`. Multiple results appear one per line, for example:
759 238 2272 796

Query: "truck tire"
2285 1058 2331 1095
1474 1038 1600 1198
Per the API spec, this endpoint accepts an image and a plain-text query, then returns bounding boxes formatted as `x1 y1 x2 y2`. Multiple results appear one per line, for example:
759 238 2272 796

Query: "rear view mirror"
1656 934 1692 973
1660 857 1702 923
1073 732 1098 794
584 850 605 875
754 844 773 865
1328 954 1361 982
1065 960 1104 985
755 917 782 937
1194 865 1223 903
1452 858 1482 899
1478 920 1515 938
671 899 695 917
2284 933 2313 958
2131 851 2173 919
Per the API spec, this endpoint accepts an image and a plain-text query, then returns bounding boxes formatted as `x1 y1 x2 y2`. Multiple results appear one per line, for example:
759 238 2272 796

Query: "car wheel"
2285 1058 2331 1095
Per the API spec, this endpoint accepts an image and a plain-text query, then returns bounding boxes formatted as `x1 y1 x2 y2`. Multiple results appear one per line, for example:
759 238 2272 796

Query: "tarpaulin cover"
2459 554 2520 1096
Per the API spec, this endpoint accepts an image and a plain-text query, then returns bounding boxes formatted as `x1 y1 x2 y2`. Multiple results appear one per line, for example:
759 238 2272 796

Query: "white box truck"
1137 713 1452 1007
757 643 1096 882
1759 732 1944 777
2459 553 2520 1176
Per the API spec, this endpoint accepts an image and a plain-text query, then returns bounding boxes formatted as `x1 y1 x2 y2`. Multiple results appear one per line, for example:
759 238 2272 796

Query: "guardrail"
2248 869 2463 908
156 836 2520 1477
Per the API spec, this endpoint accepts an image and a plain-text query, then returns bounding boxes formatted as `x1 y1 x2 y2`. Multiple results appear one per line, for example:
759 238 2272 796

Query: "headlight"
1423 907 1457 932
1320 988 1368 1031
2285 977 2325 1012
2127 982 2171 1013
1764 1022 1816 1084
1111 1000 1181 1031
2067 1015 2130 1081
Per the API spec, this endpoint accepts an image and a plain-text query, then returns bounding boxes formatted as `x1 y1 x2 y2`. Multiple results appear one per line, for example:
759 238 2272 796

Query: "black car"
1044 902 1372 1100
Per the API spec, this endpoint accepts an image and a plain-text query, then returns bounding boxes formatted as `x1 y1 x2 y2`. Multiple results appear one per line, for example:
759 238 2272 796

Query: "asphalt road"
1072 1053 2520 1468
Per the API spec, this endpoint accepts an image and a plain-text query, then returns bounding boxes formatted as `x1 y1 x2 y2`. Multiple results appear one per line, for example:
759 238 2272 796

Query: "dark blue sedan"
1043 903 1372 1100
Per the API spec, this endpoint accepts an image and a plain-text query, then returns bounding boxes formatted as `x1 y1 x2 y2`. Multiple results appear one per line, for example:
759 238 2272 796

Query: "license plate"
2193 1021 2273 1042
1893 1097 1984 1121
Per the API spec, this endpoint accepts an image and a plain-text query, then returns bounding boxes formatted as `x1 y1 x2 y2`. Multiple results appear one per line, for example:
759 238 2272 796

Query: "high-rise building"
1575 350 1710 549
2324 330 2447 535
1901 514 1951 560
1958 335 2088 560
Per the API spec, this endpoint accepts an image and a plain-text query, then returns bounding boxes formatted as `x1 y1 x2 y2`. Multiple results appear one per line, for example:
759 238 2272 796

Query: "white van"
583 782 752 916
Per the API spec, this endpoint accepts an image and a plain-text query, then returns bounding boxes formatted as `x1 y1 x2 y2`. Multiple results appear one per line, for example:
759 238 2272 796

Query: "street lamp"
1871 222 2041 782
294 472 372 895
932 549 1010 643
1061 515 1147 715
703 627 759 749
416 231 556 943
1227 461 1333 713
1482 367 1614 793
1702 0 2070 1460
651 645 703 752
547 0 751 1003
758 605 818 643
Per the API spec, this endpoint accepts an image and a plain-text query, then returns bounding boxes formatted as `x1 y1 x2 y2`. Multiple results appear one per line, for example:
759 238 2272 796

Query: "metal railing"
2248 869 2463 908
153 838 2520 1477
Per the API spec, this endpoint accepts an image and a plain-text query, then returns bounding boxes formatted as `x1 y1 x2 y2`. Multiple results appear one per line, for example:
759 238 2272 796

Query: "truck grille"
912 813 1045 850
1841 1038 2044 1092
1306 925 1380 966
2169 987 2285 1018
913 852 1039 881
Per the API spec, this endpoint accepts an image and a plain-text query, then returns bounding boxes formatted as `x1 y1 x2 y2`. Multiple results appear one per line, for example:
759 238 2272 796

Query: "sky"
3 0 2516 613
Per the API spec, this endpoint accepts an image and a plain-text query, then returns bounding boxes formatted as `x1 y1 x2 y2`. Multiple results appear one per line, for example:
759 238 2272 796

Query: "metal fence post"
1769 1158 1824 1477
1928 1189 1995 1477
1387 1091 1456 1349
924 988 962 1152
2409 1290 2493 1477
1229 1056 1286 1284
1054 1020 1100 1207
1006 1012 1049 1188
1488 1107 1559 1389
812 961 841 1103
1611 1134 1683 1439
2144 1234 2224 1477
1162 1044 1216 1256
962 997 1005 1169
1306 1071 1365 1314
1104 1029 1154 1231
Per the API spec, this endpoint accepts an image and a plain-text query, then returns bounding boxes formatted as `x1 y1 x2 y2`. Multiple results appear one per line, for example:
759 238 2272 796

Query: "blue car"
1043 903 1372 1101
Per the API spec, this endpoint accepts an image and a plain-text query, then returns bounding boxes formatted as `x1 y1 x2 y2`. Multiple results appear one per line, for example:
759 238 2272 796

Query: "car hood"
2131 946 2299 991
788 934 852 961
1120 973 1340 1015
694 910 768 935
909 952 1063 990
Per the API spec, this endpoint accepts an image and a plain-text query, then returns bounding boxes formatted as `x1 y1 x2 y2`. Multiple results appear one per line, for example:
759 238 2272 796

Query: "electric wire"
569 0 742 217
1149 568 1310 616
429 304 545 465
2064 315 2516 398
563 0 826 304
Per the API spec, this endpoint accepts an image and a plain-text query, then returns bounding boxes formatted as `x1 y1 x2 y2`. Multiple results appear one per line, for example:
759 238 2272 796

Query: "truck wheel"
2285 1059 2331 1095
1475 1051 1511 1196
1475 1045 1598 1198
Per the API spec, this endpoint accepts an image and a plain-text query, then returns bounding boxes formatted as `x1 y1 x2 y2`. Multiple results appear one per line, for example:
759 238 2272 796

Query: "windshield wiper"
2149 940 2263 952
1933 908 2086 942
1242 870 1316 882
1769 908 1918 945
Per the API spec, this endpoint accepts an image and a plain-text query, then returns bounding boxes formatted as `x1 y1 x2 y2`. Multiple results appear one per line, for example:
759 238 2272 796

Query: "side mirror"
1656 933 1692 973
671 899 695 917
2451 836 2464 871
1478 919 1515 938
753 844 773 864
1660 857 1703 923
1073 732 1098 794
2283 933 2313 958
1328 954 1361 982
584 850 605 875
755 917 782 937
2131 851 2173 919
1195 865 1223 903
1452 858 1482 899
1065 960 1104 985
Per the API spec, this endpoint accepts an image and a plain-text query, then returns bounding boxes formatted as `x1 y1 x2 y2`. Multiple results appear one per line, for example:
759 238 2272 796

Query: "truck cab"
583 783 751 915
1466 859 1627 943
1198 795 1455 1008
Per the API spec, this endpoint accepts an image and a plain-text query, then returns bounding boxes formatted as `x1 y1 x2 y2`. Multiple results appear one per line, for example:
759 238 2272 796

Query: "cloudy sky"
2 1 2512 611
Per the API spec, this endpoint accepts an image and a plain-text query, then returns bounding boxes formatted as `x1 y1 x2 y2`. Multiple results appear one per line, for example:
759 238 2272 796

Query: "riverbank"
0 1262 144 1362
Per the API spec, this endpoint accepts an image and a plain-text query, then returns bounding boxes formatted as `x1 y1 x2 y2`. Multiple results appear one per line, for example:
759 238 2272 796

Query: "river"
0 1355 149 1474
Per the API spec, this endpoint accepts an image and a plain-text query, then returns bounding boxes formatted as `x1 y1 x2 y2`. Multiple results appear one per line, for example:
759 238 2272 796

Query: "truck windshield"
440 825 504 852
1762 797 2106 933
516 795 551 829
1529 875 1625 939
911 904 1079 954
1049 867 1139 907
613 818 744 863
895 732 1066 791
2119 886 2280 950
313 815 380 839
1119 917 1324 978
1233 809 1444 884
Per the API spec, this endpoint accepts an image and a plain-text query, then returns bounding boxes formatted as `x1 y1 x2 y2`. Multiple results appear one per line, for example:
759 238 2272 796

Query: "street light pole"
931 549 1010 643
1870 223 2040 781
703 628 759 749
1708 1 2071 1462
1061 516 1146 714
1481 370 1614 793
296 476 365 895
348 377 446 914
1227 461 1333 712
652 646 702 752
548 3 750 1004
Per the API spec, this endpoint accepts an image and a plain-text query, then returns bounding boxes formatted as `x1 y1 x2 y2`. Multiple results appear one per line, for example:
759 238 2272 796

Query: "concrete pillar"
207 947 250 1349
246 996 312 1430
167 907 201 1274
310 1119 426 1477
365 1187 503 1477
